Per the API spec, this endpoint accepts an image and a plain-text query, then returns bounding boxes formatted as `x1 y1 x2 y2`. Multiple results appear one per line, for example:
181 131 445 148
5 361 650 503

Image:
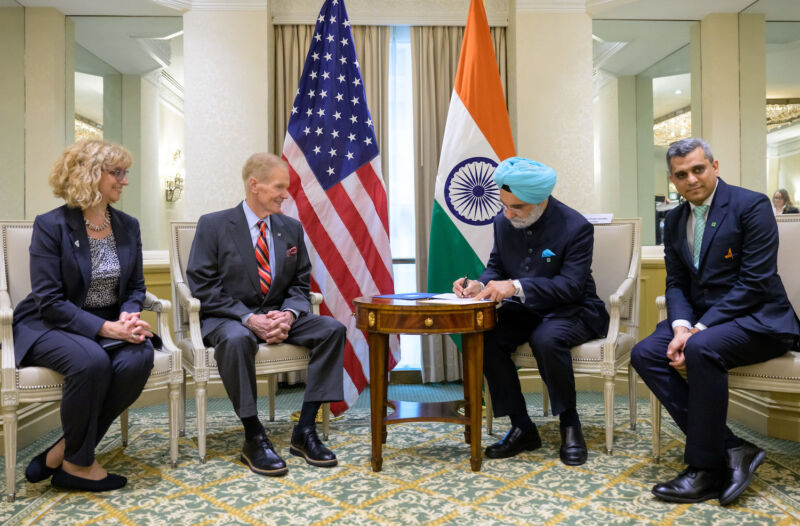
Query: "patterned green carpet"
2 385 800 525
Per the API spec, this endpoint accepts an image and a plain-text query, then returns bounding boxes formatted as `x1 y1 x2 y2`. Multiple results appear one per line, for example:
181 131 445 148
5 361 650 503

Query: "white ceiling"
16 0 181 16
72 16 182 76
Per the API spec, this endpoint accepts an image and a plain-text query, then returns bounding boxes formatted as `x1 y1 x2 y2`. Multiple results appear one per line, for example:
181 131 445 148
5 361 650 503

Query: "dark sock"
725 435 744 450
509 412 534 432
559 408 581 428
242 416 265 441
298 401 321 429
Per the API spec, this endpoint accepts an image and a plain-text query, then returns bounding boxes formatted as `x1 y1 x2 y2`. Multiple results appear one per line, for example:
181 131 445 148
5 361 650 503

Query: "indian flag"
427 0 515 300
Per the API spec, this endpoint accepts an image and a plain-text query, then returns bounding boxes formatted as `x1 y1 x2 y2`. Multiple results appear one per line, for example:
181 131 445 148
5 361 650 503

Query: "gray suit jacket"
186 203 312 338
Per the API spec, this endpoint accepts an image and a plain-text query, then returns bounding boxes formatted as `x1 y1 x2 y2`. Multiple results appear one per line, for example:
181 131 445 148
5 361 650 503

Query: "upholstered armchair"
0 221 182 502
485 218 642 454
649 214 800 462
169 222 330 464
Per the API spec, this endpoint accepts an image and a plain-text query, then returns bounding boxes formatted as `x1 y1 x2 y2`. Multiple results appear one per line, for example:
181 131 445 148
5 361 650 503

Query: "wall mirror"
741 0 800 212
592 20 697 245
70 15 184 250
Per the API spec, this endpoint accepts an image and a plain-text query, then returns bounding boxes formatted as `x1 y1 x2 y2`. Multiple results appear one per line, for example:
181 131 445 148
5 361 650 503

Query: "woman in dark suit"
13 140 154 492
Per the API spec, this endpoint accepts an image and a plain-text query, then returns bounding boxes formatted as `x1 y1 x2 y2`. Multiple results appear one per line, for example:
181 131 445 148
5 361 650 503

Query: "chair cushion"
17 366 64 389
730 351 800 381
513 333 636 364
149 349 173 378
179 339 311 369
17 349 172 389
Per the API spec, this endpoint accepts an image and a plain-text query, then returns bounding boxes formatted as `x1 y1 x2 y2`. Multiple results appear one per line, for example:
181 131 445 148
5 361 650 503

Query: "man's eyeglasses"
107 168 129 181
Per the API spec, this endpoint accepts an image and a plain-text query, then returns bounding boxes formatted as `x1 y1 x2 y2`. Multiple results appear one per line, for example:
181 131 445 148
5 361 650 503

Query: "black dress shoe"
51 468 127 492
25 437 63 483
559 425 588 466
290 425 337 467
719 440 766 506
652 467 723 503
484 425 542 459
241 434 288 476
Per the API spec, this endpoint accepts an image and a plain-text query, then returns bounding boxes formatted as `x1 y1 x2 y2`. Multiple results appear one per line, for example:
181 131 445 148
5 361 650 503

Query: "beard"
509 202 546 229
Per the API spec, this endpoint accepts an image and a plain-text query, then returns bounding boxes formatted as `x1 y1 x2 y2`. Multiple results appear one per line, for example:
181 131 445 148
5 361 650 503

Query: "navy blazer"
479 196 609 337
186 204 312 338
663 178 800 338
12 205 146 366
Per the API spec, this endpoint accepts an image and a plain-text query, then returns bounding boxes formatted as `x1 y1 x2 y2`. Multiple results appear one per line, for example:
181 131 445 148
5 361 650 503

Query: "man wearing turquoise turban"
453 156 608 466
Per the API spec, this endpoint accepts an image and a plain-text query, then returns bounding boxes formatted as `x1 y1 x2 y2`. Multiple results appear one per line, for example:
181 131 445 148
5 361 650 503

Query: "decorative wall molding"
271 0 510 27
775 135 800 158
153 0 267 11
516 0 587 13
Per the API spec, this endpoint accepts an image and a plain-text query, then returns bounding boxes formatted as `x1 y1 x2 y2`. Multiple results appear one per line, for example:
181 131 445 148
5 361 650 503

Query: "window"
388 26 421 370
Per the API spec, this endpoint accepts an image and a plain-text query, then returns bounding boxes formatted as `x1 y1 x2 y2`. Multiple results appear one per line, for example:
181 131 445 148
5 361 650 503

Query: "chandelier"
652 100 800 147
653 109 691 147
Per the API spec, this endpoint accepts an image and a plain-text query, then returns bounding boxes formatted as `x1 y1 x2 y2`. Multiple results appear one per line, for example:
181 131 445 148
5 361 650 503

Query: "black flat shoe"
241 434 288 476
51 468 127 492
652 467 723 503
484 425 542 459
719 440 766 506
290 425 337 467
559 425 588 466
25 437 63 483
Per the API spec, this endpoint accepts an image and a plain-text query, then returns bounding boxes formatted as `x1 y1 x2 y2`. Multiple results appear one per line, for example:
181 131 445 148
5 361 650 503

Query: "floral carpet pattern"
2 387 799 525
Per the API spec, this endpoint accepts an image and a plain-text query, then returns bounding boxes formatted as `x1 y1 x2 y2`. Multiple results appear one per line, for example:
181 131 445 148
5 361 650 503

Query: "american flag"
281 0 397 415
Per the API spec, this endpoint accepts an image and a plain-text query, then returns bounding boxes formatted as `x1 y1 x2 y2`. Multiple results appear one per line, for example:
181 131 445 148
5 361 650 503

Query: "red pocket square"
286 246 298 257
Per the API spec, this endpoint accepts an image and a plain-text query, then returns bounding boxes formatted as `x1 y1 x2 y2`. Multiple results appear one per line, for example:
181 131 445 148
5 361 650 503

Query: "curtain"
411 25 507 383
273 25 390 183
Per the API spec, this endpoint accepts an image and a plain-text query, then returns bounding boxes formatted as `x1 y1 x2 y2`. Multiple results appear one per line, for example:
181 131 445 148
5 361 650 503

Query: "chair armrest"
310 292 322 316
656 295 667 322
175 282 206 352
602 277 635 355
1 291 17 395
143 291 167 313
142 293 183 378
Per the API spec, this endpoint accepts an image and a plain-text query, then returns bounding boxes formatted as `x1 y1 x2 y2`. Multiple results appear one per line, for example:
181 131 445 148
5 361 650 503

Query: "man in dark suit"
631 138 800 505
454 157 609 466
187 152 345 476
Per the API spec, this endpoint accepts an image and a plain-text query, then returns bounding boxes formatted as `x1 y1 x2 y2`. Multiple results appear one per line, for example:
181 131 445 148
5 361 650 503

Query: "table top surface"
353 296 497 312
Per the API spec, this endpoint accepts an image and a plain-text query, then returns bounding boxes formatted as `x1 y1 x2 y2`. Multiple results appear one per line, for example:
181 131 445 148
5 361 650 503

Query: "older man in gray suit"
187 152 345 476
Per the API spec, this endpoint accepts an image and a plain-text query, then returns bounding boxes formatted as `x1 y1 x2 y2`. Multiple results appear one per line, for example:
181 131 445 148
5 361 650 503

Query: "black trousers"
483 302 598 419
205 313 346 419
631 319 791 468
22 330 153 466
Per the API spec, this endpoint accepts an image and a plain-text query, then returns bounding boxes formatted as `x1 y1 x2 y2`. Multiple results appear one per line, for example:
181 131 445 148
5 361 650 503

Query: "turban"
493 156 556 204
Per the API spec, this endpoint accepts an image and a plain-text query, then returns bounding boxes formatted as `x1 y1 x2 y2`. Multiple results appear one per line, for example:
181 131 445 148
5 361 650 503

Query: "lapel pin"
725 248 733 259
711 222 717 227
74 240 80 247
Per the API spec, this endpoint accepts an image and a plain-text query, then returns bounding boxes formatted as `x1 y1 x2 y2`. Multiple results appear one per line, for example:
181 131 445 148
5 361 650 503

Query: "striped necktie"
256 220 272 295
692 204 709 268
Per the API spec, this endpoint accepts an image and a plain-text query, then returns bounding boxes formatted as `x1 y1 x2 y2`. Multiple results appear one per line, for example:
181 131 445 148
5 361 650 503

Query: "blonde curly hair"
49 140 132 209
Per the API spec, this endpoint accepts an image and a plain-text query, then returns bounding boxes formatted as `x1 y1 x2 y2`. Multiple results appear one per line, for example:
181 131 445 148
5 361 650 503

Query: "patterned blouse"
84 233 121 309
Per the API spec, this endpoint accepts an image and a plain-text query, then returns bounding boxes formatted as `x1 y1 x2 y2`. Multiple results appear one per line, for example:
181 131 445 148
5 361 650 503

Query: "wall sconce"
165 148 184 202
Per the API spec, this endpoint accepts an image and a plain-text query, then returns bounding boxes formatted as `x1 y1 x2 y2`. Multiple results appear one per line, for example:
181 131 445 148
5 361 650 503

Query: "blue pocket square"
542 249 556 257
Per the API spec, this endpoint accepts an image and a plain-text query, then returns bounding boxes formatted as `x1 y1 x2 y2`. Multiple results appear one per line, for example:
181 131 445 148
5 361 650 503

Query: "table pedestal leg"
462 333 484 472
461 343 472 444
369 332 388 472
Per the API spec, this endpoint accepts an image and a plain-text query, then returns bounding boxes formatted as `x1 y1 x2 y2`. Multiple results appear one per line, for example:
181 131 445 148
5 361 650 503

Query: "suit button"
528 248 533 253
526 230 532 236
524 266 530 271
